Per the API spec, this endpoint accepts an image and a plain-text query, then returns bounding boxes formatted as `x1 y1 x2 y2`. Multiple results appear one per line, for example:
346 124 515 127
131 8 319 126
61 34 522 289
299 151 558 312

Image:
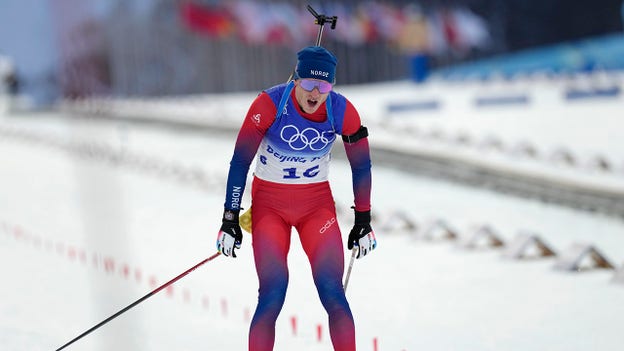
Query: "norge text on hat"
295 46 338 84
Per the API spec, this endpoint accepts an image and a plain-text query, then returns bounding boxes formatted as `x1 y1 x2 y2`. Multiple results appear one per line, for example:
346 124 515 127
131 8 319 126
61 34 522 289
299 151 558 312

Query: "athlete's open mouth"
307 99 318 108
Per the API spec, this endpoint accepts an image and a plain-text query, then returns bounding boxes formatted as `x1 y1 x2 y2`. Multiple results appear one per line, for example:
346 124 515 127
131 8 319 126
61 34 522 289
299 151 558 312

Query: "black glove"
347 209 377 259
216 209 243 257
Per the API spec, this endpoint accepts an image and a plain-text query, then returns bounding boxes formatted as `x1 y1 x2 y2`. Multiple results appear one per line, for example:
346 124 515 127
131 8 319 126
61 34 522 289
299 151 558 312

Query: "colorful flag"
179 1 234 38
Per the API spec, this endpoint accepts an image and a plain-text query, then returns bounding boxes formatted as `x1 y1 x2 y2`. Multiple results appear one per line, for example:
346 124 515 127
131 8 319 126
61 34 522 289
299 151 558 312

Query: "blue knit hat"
295 46 337 84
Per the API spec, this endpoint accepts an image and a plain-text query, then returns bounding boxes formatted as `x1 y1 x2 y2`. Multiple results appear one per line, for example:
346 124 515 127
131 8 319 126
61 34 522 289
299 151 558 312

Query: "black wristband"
223 209 240 223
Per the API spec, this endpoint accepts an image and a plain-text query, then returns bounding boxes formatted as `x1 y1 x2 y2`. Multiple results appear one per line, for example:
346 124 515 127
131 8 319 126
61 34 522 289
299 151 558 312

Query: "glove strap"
354 209 371 225
223 209 240 223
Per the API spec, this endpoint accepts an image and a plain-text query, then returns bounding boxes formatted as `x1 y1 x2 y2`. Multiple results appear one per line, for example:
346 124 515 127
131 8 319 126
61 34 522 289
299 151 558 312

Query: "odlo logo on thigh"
319 217 336 234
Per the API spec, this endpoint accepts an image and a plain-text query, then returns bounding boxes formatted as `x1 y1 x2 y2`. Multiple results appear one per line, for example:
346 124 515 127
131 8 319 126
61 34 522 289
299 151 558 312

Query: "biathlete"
216 45 376 351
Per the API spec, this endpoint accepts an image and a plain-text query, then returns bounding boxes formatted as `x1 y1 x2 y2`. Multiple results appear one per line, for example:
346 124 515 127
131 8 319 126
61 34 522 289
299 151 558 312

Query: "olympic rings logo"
280 125 334 151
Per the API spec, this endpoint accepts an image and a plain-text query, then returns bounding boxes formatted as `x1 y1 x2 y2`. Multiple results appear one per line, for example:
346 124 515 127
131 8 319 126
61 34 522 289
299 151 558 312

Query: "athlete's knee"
258 279 288 312
316 280 348 310
259 284 287 302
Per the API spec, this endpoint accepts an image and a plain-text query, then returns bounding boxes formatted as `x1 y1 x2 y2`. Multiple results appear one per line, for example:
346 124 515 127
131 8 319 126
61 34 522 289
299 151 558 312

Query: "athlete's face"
294 79 331 114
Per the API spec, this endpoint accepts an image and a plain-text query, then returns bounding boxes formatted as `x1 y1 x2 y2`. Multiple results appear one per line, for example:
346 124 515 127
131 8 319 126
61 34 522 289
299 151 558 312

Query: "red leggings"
248 177 355 351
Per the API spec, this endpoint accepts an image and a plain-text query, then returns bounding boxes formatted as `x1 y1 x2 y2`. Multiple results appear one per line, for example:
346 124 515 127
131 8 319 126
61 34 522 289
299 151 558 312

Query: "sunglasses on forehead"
298 79 333 94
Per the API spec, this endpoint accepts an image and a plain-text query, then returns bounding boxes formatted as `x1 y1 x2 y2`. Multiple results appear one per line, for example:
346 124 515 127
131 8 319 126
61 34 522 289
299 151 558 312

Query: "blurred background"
2 2 624 350
1 0 623 106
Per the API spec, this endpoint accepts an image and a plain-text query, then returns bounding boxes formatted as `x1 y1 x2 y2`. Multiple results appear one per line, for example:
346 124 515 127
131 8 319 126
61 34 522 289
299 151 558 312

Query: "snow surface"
1 76 624 351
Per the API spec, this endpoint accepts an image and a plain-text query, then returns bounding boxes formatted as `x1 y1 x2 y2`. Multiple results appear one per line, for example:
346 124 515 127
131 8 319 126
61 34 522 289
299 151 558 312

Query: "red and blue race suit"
224 82 371 351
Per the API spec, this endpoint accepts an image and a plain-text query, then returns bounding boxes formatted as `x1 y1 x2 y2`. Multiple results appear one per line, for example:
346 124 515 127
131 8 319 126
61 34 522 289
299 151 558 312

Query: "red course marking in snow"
68 246 77 261
290 315 297 336
103 257 115 273
316 324 322 342
120 263 130 279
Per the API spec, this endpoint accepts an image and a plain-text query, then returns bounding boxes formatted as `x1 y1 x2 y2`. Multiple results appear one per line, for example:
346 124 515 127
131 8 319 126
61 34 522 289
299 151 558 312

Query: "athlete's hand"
347 209 377 259
217 209 243 258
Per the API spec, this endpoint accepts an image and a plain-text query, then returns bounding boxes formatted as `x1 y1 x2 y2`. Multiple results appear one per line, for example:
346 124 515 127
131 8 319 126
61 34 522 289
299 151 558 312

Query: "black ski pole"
55 252 221 351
